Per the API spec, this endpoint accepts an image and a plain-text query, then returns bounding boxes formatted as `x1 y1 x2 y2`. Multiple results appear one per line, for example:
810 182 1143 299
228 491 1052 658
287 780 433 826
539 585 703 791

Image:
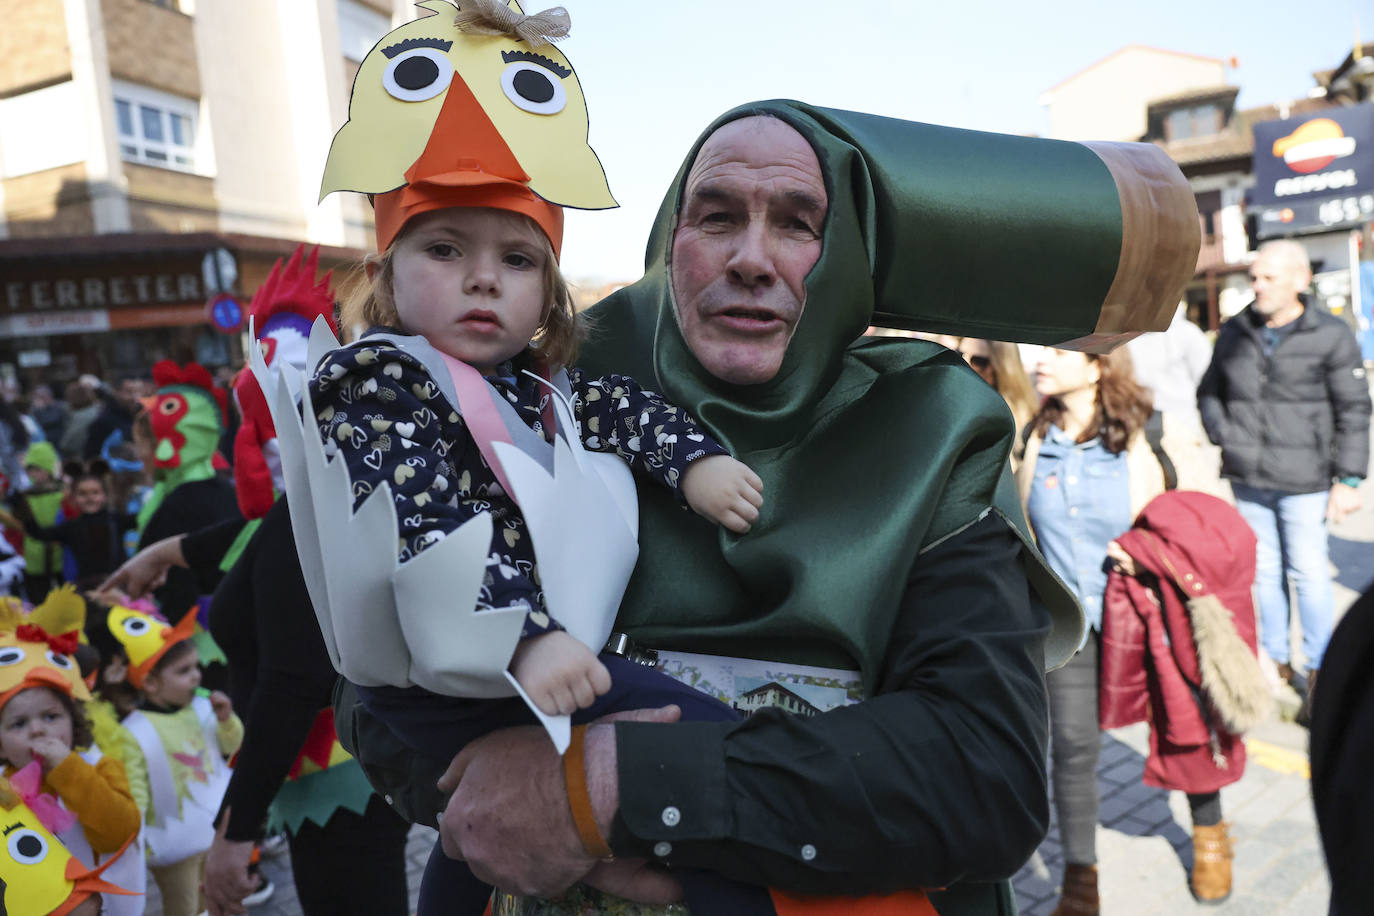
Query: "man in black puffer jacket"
1198 239 1371 724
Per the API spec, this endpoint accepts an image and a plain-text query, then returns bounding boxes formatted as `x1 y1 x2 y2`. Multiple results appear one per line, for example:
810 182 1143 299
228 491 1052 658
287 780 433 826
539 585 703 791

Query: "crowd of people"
0 4 1370 916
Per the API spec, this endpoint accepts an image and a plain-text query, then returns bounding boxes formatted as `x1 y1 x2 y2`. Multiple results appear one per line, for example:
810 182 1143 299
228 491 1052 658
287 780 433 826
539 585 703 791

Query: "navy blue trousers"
359 655 775 915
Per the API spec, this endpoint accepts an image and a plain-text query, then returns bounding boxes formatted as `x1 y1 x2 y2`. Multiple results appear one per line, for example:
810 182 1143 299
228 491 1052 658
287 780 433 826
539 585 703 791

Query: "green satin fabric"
579 100 1083 688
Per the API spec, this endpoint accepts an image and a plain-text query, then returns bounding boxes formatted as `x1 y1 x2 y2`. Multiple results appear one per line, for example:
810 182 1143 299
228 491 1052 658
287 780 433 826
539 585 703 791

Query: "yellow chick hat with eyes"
320 0 616 255
103 604 198 690
0 587 90 711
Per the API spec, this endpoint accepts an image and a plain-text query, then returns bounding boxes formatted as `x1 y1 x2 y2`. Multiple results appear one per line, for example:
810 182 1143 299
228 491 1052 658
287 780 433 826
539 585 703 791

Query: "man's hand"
682 455 764 533
209 690 234 723
98 534 187 599
1328 482 1362 524
435 705 682 898
29 736 71 773
509 631 612 716
203 809 256 916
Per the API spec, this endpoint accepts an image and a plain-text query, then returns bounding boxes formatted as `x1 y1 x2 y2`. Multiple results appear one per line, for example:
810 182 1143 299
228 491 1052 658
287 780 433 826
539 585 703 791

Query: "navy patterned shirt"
309 336 728 639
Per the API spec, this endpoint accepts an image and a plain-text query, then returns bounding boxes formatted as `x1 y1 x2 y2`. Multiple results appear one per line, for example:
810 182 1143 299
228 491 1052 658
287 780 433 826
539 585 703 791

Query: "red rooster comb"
251 244 338 338
150 360 228 424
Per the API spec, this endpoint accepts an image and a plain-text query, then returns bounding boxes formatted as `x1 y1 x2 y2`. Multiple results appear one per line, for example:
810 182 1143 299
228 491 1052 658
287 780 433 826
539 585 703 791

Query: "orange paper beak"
373 73 563 257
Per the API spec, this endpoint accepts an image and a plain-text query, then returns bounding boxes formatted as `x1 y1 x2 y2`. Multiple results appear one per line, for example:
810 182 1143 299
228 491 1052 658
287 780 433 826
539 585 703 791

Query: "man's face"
1249 248 1310 317
671 117 827 385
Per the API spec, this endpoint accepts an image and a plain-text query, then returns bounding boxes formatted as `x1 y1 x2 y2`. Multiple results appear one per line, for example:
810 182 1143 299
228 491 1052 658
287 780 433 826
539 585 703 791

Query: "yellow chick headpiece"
320 0 616 254
0 774 138 916
105 604 198 689
0 586 90 711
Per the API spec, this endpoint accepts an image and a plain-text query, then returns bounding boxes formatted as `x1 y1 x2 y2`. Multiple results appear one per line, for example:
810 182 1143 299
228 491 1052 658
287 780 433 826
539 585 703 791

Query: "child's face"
72 479 107 514
390 208 548 374
25 466 52 487
0 687 73 769
143 645 202 709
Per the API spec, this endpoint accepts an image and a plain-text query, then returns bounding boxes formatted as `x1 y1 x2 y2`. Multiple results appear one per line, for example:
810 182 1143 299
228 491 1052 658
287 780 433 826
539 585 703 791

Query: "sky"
535 0 1366 283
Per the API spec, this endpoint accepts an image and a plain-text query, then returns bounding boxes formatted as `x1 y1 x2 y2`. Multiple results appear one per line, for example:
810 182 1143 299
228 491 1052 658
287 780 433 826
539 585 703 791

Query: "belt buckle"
603 632 659 667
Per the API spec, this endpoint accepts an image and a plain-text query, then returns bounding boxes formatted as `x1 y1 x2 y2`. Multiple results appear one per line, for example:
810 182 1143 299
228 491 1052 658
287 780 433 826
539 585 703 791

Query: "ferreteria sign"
2 256 206 314
1251 104 1374 238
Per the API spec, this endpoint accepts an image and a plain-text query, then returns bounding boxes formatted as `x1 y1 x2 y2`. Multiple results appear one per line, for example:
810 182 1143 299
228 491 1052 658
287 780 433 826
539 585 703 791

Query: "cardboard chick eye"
319 0 615 225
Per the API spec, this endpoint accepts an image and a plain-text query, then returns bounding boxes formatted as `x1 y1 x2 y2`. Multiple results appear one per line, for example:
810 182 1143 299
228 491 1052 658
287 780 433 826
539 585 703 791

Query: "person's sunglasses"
967 355 992 372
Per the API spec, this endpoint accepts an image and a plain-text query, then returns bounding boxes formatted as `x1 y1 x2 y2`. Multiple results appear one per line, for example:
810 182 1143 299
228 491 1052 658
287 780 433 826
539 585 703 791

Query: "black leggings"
1048 635 1223 865
286 793 411 916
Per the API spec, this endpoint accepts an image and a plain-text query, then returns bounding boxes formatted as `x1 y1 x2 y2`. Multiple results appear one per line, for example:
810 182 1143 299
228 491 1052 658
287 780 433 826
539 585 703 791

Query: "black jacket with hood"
1198 302 1370 493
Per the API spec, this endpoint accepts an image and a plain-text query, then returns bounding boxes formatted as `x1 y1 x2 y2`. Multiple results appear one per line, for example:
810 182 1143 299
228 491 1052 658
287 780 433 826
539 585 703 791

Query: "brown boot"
1191 822 1233 904
1050 863 1099 916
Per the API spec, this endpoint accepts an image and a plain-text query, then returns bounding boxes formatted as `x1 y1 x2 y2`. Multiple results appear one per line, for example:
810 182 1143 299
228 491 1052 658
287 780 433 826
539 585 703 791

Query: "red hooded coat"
1100 490 1262 794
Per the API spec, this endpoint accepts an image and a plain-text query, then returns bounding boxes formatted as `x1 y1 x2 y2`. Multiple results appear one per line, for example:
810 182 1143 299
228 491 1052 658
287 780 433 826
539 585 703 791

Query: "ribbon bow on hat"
15 624 79 657
453 0 570 47
9 761 76 835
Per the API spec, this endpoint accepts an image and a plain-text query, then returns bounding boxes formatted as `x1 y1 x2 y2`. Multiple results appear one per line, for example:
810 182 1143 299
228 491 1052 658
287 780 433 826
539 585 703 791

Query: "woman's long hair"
1030 348 1153 454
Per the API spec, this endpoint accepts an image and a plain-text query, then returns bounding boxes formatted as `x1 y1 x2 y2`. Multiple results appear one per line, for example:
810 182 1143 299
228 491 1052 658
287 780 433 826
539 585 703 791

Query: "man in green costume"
414 101 1129 914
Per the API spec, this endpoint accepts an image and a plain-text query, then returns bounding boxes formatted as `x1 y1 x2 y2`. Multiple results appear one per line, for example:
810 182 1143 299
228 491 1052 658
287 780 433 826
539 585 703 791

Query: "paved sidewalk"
1015 719 1326 915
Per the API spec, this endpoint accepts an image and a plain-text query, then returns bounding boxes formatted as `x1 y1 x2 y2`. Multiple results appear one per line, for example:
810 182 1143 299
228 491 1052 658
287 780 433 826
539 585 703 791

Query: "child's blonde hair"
340 208 582 369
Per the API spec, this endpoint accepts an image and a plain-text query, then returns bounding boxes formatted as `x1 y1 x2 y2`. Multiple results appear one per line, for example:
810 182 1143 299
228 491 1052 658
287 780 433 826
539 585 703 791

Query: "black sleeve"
212 500 340 841
1196 333 1230 449
181 517 249 570
611 512 1052 894
1324 322 1372 482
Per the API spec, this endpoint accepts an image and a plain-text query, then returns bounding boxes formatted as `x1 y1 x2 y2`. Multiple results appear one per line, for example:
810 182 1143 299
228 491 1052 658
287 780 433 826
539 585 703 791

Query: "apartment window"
1166 104 1221 141
113 83 198 171
338 0 392 63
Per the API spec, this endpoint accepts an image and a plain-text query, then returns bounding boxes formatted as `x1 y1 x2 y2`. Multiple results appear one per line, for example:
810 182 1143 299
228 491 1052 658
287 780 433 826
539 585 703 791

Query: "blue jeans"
1232 483 1333 670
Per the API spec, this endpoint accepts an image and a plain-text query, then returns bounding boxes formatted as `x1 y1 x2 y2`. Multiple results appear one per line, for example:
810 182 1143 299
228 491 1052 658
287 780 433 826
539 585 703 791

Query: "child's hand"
681 455 764 533
510 631 611 716
209 690 234 723
29 736 72 773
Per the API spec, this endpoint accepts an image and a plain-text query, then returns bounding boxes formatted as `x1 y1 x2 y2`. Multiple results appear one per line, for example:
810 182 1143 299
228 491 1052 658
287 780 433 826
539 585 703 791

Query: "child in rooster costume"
0 587 143 916
136 361 242 637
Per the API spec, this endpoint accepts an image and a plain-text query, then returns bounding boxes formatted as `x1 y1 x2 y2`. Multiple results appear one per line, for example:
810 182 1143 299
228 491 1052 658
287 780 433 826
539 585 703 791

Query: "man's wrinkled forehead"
678 116 828 217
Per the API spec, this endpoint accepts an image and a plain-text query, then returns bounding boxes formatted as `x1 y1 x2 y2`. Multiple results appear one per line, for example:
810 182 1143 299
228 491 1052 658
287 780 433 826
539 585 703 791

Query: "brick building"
0 0 409 386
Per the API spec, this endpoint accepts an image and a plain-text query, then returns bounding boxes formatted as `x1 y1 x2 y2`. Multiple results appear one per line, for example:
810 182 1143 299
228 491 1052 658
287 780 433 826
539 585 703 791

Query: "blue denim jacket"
1026 425 1133 633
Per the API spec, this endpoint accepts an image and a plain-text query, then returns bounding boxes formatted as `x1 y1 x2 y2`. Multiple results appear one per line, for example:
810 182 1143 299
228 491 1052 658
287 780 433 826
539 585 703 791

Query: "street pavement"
148 429 1374 916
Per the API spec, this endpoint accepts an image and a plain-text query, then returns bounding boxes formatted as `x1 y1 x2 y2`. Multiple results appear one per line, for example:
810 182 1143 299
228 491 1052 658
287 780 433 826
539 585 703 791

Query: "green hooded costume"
486 100 1170 915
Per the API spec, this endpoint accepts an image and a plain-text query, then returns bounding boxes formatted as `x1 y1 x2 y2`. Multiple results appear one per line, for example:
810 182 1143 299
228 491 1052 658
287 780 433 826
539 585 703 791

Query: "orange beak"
373 74 563 256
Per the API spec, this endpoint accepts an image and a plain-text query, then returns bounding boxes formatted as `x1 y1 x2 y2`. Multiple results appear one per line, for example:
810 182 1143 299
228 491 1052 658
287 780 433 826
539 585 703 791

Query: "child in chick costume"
89 599 243 916
282 1 770 912
0 587 143 916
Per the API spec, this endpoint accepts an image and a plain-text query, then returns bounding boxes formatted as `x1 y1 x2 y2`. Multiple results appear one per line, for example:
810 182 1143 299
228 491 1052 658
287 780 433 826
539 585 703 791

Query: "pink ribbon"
10 760 76 835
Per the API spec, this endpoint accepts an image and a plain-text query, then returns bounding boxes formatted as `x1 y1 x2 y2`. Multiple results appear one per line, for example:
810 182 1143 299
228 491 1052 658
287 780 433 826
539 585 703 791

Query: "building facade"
0 0 411 387
1042 44 1373 342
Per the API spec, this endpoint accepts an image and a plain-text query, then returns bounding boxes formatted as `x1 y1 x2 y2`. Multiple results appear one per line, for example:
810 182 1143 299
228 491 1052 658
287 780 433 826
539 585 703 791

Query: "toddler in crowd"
1 461 135 590
0 588 144 915
88 600 242 916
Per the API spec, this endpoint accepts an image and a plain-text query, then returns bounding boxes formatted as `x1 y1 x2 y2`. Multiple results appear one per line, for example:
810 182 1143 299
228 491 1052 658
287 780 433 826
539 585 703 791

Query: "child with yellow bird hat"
0 586 144 916
297 1 776 912
84 596 243 916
